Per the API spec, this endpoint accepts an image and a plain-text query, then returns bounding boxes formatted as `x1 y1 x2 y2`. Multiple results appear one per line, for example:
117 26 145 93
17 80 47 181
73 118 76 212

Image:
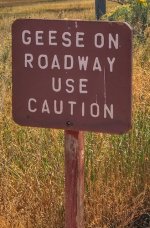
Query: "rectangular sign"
12 19 132 134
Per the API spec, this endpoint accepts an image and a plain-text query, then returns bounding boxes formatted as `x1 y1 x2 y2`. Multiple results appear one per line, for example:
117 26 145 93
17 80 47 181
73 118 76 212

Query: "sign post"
65 130 84 228
12 19 132 228
95 0 106 20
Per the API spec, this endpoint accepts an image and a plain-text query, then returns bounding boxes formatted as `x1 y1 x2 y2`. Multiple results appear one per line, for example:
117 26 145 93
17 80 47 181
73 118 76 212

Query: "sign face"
12 19 132 134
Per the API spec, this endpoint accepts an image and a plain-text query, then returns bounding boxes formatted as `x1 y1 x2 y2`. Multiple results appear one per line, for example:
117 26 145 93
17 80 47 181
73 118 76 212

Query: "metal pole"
65 130 84 228
95 0 106 20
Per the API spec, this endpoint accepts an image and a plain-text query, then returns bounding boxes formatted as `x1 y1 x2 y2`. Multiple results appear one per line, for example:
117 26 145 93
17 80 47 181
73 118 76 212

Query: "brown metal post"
65 130 84 228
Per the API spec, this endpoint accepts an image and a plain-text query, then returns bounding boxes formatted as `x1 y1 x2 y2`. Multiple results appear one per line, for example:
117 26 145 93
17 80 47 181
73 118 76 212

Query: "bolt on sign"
12 19 132 134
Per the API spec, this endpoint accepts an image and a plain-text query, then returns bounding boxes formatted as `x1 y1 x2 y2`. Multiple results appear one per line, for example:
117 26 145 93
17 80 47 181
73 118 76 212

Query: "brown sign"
12 19 132 134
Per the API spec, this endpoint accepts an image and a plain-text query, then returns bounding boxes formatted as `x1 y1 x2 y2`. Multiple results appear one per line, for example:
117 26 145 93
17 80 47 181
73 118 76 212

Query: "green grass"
0 0 150 227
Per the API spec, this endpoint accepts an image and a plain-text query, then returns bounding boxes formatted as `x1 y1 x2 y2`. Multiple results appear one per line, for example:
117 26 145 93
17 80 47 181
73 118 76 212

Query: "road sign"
12 19 132 134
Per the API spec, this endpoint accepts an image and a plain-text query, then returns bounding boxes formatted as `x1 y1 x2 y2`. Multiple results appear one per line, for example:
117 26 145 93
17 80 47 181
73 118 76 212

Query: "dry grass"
0 0 150 227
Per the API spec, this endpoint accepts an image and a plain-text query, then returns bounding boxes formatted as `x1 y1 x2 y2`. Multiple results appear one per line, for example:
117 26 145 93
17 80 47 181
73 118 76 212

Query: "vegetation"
0 0 149 227
107 0 150 42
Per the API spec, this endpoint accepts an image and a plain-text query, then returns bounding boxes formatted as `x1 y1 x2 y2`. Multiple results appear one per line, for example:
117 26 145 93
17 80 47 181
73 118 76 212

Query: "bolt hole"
66 121 73 127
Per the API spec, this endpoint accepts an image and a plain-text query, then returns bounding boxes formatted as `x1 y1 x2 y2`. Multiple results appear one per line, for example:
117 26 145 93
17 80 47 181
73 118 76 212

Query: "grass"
0 0 150 227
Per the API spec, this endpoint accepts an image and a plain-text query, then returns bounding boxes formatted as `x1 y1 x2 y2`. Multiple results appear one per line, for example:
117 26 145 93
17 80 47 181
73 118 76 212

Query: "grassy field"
0 0 150 227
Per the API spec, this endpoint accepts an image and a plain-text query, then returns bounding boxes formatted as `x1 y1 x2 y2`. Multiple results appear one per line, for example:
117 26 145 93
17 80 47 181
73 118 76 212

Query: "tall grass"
0 0 149 227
